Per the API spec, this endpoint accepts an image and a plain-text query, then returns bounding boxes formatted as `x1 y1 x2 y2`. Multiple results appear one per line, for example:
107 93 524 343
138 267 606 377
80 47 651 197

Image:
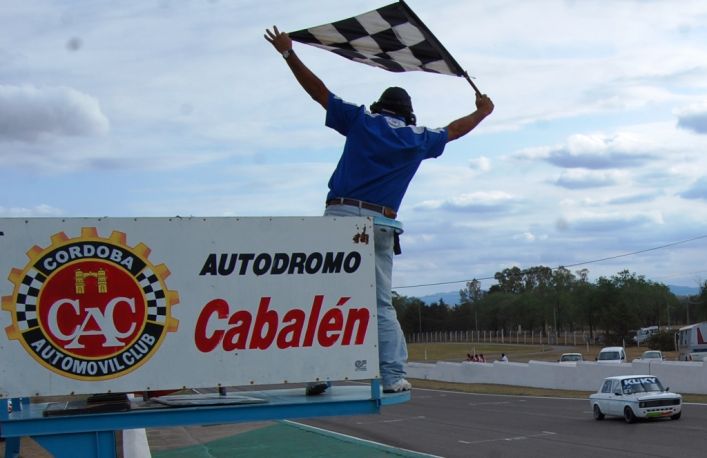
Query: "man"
265 26 494 394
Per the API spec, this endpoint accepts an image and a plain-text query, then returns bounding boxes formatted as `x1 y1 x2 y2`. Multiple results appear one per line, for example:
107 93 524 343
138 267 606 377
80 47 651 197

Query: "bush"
645 331 676 351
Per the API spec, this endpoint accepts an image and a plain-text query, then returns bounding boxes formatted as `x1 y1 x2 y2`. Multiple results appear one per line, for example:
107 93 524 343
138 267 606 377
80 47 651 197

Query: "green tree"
459 279 483 304
575 269 598 341
491 267 525 294
392 292 426 335
458 279 483 331
551 267 576 333
698 280 707 322
406 267 681 338
426 299 452 331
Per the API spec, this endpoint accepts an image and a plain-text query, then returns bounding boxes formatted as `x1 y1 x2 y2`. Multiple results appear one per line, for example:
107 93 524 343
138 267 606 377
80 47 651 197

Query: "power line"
393 233 707 290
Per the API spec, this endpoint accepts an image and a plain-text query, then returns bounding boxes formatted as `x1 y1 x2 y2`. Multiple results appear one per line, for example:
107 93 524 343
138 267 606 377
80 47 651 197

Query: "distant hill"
417 291 460 306
414 284 700 306
669 285 700 297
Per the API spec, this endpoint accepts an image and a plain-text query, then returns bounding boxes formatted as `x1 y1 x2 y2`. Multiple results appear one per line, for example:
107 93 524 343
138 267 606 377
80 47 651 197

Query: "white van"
633 326 659 345
675 322 707 361
596 346 627 364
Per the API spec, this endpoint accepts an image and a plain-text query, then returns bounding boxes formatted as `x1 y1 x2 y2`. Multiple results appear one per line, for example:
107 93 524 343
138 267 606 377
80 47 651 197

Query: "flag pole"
463 71 481 96
398 2 481 95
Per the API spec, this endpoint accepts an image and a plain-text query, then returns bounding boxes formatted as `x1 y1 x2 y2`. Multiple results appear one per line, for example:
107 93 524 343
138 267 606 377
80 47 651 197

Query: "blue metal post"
34 431 117 458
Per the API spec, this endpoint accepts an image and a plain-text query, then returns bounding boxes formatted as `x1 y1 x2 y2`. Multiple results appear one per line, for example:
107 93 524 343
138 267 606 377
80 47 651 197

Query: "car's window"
598 351 619 360
601 380 613 393
612 380 622 394
621 377 664 394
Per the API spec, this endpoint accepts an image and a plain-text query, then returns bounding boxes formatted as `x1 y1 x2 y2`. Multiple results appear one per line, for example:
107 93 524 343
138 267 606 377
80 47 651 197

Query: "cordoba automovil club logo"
2 227 179 380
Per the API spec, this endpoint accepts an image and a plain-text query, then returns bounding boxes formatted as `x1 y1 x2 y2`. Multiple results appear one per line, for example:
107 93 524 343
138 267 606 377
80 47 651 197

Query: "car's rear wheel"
671 412 681 420
593 404 605 420
623 406 636 424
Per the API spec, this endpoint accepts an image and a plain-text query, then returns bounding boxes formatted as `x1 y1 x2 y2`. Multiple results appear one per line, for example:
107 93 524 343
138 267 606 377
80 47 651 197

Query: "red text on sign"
194 295 370 352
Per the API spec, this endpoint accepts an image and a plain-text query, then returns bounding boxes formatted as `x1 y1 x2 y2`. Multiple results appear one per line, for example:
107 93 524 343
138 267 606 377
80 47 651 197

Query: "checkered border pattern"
14 268 45 331
289 1 464 76
137 268 168 324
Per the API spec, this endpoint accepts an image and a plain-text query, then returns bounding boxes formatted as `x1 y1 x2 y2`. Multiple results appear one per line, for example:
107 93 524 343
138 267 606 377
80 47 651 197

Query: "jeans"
324 204 408 387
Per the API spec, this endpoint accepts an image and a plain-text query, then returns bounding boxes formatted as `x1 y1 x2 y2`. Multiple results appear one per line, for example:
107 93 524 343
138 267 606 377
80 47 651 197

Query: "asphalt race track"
301 387 707 458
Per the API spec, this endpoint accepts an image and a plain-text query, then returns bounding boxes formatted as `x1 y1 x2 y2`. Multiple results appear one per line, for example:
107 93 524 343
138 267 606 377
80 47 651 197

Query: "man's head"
370 87 416 125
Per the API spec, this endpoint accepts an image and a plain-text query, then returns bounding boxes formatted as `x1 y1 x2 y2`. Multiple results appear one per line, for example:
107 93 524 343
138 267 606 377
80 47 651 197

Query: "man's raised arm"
446 93 495 142
265 26 329 110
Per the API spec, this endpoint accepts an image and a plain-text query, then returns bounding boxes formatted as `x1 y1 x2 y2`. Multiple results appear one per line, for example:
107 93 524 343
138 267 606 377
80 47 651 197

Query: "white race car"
589 375 682 423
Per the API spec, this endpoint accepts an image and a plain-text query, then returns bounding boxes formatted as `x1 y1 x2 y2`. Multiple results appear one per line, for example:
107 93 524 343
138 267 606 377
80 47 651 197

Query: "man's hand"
446 93 495 142
264 25 329 109
265 26 292 54
475 93 494 117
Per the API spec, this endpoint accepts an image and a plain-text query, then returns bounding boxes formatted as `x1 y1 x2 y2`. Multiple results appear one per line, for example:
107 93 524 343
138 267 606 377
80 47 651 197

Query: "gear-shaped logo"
2 227 179 380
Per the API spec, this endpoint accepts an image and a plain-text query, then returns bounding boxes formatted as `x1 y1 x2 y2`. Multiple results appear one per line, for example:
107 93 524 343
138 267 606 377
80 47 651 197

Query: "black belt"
326 198 397 219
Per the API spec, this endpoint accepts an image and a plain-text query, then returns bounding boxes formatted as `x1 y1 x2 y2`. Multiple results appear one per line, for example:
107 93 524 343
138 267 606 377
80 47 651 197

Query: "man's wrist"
282 49 293 59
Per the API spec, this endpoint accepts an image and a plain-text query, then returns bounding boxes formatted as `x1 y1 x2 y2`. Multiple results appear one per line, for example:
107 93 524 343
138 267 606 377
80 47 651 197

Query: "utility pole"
418 302 423 334
687 295 697 325
419 302 427 360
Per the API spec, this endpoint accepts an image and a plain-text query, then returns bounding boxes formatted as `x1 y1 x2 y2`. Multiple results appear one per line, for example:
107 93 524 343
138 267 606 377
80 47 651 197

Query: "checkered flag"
289 1 480 93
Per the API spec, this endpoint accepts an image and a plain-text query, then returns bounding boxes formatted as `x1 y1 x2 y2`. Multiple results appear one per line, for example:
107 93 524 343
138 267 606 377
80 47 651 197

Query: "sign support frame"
1 381 409 458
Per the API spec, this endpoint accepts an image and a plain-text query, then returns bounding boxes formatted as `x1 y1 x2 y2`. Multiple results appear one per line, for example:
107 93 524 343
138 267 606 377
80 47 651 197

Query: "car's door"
594 379 614 414
606 380 624 415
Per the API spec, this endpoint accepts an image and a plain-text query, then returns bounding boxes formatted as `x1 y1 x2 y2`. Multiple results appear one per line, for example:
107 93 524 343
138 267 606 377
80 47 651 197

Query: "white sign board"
0 217 378 398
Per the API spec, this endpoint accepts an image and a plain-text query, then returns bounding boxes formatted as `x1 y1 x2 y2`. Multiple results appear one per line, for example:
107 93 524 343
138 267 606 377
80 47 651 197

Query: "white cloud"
608 192 662 205
676 101 707 134
468 156 491 172
4 0 707 297
555 169 625 189
415 191 519 213
0 204 62 217
513 232 536 242
518 133 656 169
556 210 664 232
680 177 707 200
0 84 109 143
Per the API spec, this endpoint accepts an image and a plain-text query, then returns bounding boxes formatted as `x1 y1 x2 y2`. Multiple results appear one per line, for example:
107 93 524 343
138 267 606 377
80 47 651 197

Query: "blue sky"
3 0 707 296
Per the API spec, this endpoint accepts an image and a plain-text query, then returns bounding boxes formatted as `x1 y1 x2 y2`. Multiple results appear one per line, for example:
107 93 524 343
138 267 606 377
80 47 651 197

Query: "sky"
3 0 707 298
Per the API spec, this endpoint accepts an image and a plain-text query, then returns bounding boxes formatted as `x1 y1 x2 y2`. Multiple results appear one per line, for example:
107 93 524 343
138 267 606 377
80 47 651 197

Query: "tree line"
393 267 707 345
